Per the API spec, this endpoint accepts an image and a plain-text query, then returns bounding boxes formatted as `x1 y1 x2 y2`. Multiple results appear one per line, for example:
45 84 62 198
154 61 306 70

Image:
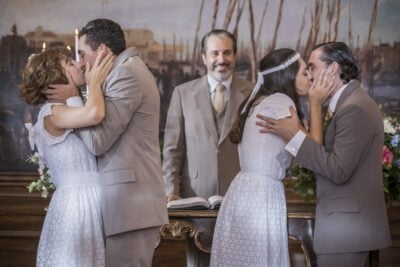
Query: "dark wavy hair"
201 29 237 54
230 48 304 143
19 47 72 106
313 42 360 83
79 18 126 55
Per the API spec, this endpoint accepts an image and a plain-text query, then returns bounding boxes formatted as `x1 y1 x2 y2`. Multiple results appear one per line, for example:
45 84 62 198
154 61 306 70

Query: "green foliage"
26 153 55 198
382 114 400 205
287 165 316 201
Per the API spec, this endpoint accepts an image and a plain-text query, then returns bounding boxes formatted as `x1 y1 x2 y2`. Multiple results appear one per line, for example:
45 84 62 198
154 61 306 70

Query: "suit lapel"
324 80 359 144
194 76 219 143
219 76 249 145
335 80 359 111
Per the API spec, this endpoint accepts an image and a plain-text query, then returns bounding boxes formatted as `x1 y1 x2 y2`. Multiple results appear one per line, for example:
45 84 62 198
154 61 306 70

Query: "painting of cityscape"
0 0 399 172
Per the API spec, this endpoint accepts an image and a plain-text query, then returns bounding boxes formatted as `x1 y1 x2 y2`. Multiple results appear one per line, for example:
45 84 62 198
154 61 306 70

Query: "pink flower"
382 145 394 166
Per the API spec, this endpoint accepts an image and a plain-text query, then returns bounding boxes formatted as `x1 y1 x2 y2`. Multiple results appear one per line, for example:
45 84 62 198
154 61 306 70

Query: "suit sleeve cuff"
66 96 84 107
285 130 307 157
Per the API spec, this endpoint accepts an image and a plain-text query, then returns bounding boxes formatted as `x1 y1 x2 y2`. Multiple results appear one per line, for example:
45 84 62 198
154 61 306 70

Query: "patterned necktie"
213 83 225 115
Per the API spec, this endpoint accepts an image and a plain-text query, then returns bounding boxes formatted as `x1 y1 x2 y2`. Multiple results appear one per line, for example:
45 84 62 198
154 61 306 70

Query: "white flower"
384 118 396 134
38 159 45 171
26 153 55 199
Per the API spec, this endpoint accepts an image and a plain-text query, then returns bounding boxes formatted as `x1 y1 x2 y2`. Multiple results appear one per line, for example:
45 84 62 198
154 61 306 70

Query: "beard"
210 62 233 81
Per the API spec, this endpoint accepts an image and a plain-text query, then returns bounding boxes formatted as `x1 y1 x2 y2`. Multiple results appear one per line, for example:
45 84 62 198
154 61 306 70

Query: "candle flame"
74 29 80 62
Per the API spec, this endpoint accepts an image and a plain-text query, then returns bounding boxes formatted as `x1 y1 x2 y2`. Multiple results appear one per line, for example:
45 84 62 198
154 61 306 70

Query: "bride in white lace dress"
210 48 332 267
20 47 113 266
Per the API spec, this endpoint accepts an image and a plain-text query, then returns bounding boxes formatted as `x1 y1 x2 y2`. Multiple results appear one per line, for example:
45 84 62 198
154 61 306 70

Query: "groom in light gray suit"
257 42 391 267
65 19 168 267
162 29 253 267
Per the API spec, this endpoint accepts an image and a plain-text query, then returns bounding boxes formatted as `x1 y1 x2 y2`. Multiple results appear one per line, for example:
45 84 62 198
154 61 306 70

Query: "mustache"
212 62 231 69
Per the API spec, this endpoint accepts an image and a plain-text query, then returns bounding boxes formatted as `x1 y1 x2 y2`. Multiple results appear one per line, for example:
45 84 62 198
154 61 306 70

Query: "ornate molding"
158 220 211 253
160 220 196 239
289 235 312 267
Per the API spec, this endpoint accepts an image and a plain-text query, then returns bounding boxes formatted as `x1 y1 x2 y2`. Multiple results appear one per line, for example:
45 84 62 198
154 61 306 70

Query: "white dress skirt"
29 103 105 267
210 93 293 267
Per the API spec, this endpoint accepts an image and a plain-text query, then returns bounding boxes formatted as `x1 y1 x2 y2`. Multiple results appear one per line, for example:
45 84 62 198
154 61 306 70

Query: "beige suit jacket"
294 80 391 254
162 75 253 198
79 48 169 236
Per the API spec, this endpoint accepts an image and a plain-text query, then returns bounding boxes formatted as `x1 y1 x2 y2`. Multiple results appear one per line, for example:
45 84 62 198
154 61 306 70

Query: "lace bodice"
239 93 293 180
30 103 97 185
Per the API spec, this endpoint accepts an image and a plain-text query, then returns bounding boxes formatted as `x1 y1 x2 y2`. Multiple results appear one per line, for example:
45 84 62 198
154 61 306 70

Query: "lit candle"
66 45 71 51
75 28 80 62
42 42 46 51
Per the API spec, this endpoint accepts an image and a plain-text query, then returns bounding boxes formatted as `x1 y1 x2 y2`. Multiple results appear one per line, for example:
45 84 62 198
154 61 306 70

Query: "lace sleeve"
259 93 295 120
37 103 73 146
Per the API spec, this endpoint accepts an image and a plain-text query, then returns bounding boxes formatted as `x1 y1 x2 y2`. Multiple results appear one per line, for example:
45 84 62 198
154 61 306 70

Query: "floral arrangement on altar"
287 111 400 205
26 153 55 198
382 113 400 204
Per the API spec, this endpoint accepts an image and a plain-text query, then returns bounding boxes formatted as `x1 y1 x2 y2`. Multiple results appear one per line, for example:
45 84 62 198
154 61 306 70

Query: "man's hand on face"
44 71 80 103
255 106 303 143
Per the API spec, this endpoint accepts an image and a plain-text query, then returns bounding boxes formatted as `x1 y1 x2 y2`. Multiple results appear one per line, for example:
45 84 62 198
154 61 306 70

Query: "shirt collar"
207 75 232 94
328 80 352 113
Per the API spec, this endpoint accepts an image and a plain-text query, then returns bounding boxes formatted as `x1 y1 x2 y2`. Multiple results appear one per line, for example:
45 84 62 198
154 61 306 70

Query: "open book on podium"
167 195 223 210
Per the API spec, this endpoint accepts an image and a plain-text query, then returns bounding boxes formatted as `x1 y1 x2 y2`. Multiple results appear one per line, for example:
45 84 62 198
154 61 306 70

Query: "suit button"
217 149 221 154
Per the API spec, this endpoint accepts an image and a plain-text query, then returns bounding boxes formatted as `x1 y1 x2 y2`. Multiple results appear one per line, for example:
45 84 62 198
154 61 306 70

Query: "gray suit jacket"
79 47 169 236
294 80 391 254
162 75 253 198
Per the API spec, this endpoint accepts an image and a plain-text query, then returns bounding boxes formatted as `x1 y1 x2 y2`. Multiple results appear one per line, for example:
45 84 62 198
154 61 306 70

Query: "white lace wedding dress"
28 103 105 267
210 93 293 267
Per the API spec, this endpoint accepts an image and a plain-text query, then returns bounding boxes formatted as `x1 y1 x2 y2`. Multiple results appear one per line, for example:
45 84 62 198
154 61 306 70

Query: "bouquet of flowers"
26 153 55 198
287 112 400 205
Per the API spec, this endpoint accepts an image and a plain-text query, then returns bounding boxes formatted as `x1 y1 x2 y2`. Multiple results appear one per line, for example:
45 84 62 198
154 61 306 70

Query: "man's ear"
97 44 111 55
329 62 340 76
201 53 207 66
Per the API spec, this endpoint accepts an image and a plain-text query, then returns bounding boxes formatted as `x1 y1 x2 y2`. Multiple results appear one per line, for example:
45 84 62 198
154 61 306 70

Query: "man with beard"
162 29 253 267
